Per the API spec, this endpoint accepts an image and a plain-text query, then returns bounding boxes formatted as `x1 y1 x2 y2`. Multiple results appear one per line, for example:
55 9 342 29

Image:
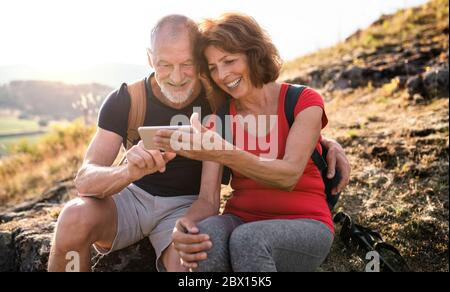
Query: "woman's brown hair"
197 13 283 88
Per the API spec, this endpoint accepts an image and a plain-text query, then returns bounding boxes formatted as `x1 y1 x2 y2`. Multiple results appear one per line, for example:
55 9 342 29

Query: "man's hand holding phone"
125 140 176 182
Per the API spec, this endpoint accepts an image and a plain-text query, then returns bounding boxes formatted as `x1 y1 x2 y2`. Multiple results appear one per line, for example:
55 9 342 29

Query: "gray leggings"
194 214 334 272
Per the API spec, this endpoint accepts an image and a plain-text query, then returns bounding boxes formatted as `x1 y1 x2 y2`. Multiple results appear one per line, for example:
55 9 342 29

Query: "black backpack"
217 84 341 210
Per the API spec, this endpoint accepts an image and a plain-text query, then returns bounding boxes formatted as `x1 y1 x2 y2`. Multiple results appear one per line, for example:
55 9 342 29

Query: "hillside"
283 0 449 272
282 0 448 95
0 63 149 88
0 80 112 121
0 0 448 272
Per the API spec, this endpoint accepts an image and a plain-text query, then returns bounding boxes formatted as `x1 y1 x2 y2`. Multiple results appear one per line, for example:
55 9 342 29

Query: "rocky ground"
0 181 158 272
284 0 449 272
319 88 448 272
0 0 448 272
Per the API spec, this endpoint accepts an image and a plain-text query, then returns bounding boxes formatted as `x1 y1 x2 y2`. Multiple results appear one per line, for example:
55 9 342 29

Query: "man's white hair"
150 14 200 52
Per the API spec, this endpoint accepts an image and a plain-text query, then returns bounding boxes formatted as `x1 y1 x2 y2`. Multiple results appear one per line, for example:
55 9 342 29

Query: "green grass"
0 116 45 155
0 134 44 156
0 117 39 133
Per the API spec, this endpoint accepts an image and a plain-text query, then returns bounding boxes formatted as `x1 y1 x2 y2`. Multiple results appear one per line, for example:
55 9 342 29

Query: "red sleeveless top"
223 84 333 232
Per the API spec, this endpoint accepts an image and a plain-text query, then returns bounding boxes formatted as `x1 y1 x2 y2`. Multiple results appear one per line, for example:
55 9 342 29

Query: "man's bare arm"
75 128 176 199
74 128 130 198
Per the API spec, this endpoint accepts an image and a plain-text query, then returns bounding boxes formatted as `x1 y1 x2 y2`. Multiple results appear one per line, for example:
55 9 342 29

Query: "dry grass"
0 120 94 210
318 87 449 272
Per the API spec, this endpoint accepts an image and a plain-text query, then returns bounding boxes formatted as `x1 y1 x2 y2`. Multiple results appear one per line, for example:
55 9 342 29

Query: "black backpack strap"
285 85 306 128
284 85 328 171
216 101 233 185
285 84 342 210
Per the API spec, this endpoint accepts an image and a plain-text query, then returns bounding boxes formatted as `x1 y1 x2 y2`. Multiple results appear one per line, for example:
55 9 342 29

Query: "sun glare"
1 0 430 70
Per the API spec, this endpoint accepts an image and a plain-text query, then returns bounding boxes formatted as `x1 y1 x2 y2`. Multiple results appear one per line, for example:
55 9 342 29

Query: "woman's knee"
197 216 225 236
229 223 268 253
230 220 334 272
228 224 275 272
194 216 235 272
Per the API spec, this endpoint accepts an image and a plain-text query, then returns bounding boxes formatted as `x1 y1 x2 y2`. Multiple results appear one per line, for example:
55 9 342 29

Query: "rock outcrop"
0 182 157 272
284 0 449 102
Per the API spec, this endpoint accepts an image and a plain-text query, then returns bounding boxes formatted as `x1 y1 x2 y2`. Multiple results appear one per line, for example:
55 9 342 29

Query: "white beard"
156 75 194 105
160 84 194 105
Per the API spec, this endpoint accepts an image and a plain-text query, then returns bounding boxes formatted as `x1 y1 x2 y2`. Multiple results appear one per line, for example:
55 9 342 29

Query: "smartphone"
138 125 192 150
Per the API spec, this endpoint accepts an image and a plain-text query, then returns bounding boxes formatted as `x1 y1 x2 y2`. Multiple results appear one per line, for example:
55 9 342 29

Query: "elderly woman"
154 13 348 272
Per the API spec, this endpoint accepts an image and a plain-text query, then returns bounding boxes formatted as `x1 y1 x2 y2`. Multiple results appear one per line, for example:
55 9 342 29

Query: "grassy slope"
0 121 95 209
281 0 449 79
319 86 448 272
277 0 449 271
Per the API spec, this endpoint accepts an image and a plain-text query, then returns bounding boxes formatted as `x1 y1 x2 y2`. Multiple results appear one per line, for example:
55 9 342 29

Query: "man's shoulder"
99 83 132 113
97 82 132 135
107 83 131 104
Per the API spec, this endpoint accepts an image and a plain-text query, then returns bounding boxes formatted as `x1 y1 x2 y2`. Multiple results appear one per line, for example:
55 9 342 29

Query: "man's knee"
54 197 103 248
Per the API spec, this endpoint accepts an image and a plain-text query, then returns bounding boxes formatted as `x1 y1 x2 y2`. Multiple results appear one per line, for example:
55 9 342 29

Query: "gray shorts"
93 184 197 271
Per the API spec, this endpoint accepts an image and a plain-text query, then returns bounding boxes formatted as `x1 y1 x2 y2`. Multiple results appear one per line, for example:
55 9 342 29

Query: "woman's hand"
154 113 234 162
172 217 213 269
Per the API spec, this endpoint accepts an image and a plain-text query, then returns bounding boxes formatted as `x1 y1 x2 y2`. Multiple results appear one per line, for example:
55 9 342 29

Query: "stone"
15 230 53 272
0 181 158 272
423 68 449 98
0 217 158 272
407 75 425 97
92 239 157 272
413 93 426 104
0 231 16 272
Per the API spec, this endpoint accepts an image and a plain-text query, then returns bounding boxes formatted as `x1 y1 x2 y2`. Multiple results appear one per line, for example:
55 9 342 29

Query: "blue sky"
0 0 429 70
